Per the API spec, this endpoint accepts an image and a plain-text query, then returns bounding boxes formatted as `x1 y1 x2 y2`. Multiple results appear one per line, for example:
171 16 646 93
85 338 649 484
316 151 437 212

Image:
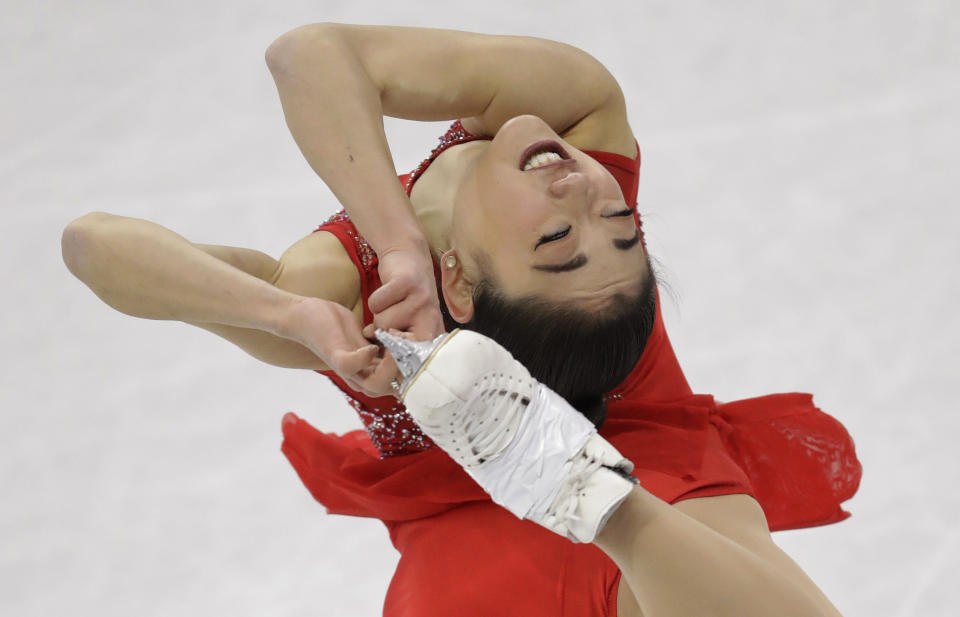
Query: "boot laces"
433 372 530 468
543 451 604 527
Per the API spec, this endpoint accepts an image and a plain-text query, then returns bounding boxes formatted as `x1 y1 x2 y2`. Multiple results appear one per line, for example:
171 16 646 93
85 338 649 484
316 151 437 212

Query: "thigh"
616 494 810 617
674 494 840 616
672 494 771 551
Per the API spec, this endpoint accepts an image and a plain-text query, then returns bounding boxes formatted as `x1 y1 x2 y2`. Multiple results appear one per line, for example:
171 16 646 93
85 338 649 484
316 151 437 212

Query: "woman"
62 24 860 616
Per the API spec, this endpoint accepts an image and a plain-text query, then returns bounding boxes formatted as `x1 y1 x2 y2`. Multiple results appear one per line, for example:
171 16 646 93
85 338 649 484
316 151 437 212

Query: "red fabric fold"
714 393 862 530
281 413 486 521
281 387 862 532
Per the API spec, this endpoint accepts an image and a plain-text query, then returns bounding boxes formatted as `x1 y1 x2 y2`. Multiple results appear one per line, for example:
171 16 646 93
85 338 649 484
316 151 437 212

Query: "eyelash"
539 227 571 245
537 209 633 245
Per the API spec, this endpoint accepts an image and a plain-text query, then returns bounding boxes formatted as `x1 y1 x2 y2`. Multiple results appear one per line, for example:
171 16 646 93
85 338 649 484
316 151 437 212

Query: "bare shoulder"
276 230 362 311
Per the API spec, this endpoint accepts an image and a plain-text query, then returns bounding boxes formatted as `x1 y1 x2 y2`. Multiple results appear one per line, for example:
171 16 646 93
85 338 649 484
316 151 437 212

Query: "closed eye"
535 226 571 249
604 208 634 218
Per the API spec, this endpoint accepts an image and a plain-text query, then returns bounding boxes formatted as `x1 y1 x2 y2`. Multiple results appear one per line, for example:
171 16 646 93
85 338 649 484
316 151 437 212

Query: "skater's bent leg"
671 494 843 615
596 489 843 617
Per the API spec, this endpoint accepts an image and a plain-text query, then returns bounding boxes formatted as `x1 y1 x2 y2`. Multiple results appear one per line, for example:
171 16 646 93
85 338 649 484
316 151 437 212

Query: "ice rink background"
2 1 958 615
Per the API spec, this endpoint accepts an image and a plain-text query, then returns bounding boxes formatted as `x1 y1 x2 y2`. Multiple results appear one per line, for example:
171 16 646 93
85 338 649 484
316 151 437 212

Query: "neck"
409 140 489 260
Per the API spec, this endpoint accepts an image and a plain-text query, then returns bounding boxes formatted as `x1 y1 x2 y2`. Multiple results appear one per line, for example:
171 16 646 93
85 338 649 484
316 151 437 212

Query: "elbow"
265 23 342 77
61 211 112 280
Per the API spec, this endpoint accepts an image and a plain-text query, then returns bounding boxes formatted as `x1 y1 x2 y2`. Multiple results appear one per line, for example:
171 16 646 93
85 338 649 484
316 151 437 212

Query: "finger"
368 279 408 314
339 356 392 398
342 375 385 399
387 327 417 341
373 303 419 333
362 323 377 340
359 353 400 396
330 345 379 376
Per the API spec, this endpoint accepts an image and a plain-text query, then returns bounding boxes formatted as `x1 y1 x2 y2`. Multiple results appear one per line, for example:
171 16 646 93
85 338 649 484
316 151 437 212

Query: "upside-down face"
444 115 649 320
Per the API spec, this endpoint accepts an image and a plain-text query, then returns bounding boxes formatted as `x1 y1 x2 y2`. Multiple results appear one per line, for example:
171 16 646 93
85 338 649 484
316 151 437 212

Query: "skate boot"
377 328 638 543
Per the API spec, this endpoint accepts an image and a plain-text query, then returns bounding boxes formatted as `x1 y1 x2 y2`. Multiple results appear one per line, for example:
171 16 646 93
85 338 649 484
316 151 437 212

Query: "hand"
369 246 445 341
280 296 399 398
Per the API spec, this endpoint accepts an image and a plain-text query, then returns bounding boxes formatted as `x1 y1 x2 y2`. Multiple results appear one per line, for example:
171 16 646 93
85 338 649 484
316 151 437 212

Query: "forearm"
62 212 296 334
596 489 842 617
266 24 427 257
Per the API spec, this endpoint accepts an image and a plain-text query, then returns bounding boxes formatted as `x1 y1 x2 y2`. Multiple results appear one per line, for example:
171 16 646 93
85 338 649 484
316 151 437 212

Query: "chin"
494 115 562 157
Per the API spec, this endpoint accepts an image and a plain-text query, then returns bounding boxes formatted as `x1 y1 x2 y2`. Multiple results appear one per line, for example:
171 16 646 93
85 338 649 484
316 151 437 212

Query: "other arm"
62 213 396 394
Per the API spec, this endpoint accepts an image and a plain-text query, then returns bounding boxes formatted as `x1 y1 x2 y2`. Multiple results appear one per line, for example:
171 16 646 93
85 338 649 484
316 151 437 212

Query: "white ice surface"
2 1 958 615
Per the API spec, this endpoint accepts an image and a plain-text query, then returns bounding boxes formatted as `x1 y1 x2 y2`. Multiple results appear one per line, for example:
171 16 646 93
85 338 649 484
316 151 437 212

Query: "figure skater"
62 24 860 616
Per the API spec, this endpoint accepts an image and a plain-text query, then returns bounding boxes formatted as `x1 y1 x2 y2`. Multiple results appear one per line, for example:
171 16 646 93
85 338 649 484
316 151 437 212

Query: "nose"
548 170 592 201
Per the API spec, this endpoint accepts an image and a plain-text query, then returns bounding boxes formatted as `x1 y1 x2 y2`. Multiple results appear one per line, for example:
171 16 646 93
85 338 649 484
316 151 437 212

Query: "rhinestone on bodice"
313 121 487 459
341 392 432 458
321 210 379 274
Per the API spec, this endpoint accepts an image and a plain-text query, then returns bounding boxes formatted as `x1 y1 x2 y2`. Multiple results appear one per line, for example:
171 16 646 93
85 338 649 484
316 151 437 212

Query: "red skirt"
281 391 861 616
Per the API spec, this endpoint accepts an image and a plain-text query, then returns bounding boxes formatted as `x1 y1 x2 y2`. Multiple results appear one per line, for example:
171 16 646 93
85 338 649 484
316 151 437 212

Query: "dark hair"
440 257 657 428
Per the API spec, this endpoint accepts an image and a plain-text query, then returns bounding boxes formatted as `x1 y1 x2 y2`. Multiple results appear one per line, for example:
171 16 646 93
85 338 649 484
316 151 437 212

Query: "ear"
439 250 475 324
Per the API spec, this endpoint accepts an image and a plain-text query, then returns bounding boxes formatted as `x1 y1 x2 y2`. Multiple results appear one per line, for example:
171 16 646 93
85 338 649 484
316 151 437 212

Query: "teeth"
523 151 564 171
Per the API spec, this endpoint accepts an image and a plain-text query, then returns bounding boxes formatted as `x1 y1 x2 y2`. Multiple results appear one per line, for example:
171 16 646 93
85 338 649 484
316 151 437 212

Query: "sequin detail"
322 210 378 273
404 120 487 194
340 392 432 458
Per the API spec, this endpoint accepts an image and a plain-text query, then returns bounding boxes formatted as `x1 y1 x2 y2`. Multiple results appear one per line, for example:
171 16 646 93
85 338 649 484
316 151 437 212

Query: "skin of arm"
265 23 634 244
61 212 396 393
265 24 634 246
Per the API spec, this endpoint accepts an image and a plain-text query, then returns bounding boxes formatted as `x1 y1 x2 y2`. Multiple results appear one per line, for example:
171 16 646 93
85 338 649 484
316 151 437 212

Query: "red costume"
280 122 862 616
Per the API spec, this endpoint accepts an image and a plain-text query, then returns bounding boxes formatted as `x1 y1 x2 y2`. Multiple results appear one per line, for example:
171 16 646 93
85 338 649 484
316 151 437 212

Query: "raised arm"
265 24 632 237
265 24 634 338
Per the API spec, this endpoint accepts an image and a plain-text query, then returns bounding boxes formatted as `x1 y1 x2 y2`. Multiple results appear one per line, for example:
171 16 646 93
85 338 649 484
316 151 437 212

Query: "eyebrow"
532 230 641 273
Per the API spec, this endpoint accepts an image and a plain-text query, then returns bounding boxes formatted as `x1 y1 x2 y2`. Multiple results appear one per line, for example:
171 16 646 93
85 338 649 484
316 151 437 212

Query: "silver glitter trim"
376 330 449 383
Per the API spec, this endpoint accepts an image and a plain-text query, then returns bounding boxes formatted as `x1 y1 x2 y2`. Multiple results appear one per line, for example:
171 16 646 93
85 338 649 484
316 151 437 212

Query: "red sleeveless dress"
280 122 862 617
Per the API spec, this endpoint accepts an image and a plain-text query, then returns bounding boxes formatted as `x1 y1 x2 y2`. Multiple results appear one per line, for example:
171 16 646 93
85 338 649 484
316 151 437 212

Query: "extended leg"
598 489 843 617
379 329 845 617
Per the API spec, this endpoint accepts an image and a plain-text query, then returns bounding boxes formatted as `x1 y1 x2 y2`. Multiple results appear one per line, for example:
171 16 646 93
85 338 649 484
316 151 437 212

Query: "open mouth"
519 140 571 171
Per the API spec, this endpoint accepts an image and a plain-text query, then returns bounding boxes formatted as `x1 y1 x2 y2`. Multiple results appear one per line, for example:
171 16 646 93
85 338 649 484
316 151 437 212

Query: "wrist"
375 227 432 261
267 290 309 341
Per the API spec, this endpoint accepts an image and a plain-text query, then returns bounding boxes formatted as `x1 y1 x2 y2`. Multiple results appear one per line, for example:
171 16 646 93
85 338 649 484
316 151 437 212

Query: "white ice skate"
377 328 638 543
